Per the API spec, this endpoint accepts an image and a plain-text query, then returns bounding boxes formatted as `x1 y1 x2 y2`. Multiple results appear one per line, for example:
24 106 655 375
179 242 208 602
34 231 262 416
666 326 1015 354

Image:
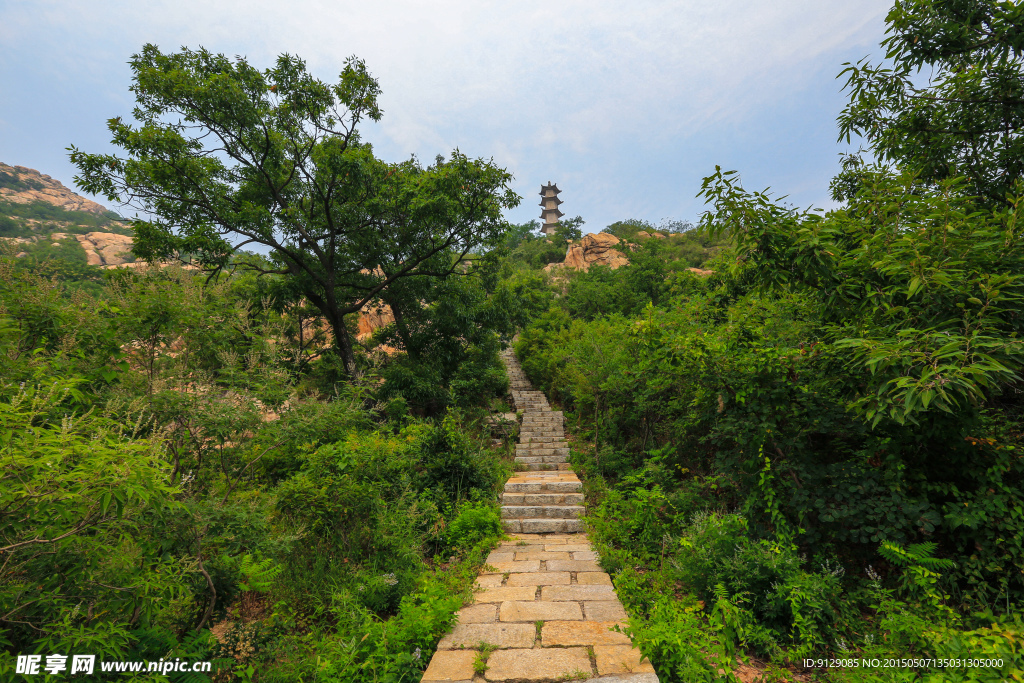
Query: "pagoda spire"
539 181 563 235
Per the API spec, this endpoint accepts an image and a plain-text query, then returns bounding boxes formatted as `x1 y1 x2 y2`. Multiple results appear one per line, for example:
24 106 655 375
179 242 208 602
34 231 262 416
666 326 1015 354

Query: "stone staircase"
502 352 584 534
420 348 658 683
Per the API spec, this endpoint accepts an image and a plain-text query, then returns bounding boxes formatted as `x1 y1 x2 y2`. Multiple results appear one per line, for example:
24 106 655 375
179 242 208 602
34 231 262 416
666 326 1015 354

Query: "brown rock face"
356 302 395 342
549 232 630 272
76 232 135 266
0 163 111 216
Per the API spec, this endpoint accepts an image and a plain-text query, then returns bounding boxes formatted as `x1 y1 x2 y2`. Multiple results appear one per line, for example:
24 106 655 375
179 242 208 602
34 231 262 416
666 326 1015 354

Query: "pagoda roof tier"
539 183 561 195
541 208 565 219
539 197 564 206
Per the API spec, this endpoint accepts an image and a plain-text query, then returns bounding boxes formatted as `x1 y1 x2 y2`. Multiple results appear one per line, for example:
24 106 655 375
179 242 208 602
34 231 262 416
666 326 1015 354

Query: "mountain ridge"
0 162 113 216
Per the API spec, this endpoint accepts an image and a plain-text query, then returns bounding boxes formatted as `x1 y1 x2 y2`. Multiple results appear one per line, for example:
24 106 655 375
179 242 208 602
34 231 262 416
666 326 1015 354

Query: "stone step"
514 456 569 465
519 436 563 443
516 456 570 465
516 448 569 457
521 462 573 471
501 518 584 533
501 505 583 520
501 492 584 505
503 480 582 493
515 449 569 457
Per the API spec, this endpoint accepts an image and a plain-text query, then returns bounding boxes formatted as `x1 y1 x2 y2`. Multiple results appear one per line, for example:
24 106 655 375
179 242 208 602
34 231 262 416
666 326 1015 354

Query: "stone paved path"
420 350 659 683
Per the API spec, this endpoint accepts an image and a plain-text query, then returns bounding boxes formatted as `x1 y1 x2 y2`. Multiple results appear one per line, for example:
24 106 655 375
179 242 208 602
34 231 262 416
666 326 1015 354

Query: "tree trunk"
389 300 416 359
304 290 357 377
327 310 357 377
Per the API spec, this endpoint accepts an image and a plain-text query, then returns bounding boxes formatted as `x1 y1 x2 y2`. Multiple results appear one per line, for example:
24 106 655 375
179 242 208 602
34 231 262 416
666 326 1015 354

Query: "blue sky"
0 0 892 232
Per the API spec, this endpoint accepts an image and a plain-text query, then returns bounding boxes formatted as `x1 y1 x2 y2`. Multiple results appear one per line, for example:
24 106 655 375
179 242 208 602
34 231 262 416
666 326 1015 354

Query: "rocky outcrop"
76 232 135 266
545 233 630 272
1 163 141 266
356 302 395 342
0 163 111 215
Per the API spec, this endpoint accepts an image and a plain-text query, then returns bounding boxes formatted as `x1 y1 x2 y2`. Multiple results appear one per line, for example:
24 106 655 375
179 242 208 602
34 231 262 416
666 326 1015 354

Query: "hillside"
0 162 137 271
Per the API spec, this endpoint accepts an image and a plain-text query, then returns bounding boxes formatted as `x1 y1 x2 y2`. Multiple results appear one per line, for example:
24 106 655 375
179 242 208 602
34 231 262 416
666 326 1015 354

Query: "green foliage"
553 215 585 242
0 212 29 238
376 274 513 415
419 410 506 503
878 541 956 608
676 512 840 657
0 379 186 656
508 235 569 270
502 220 541 251
610 570 747 682
443 500 504 556
236 554 284 592
311 536 499 683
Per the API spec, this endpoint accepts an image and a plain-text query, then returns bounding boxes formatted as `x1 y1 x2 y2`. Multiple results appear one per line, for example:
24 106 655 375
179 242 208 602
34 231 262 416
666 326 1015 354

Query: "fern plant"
878 541 955 611
237 554 284 593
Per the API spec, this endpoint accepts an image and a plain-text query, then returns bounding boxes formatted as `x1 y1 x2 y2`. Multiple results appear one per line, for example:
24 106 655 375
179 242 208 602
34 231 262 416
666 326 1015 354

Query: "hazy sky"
0 0 892 231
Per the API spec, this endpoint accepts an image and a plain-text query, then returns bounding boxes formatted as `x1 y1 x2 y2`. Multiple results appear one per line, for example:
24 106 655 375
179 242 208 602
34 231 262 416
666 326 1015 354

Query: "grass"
473 641 498 675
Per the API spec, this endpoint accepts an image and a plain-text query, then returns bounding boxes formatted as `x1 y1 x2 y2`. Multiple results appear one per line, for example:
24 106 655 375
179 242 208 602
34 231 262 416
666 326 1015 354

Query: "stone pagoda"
539 182 563 235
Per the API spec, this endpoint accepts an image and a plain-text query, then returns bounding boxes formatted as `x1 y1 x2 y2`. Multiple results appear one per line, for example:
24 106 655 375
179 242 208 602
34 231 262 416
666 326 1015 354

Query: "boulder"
559 233 630 272
75 232 134 266
686 267 715 277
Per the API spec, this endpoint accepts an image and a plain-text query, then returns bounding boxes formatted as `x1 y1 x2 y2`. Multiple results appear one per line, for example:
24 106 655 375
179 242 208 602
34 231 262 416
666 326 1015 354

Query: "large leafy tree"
838 0 1024 205
71 45 519 375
